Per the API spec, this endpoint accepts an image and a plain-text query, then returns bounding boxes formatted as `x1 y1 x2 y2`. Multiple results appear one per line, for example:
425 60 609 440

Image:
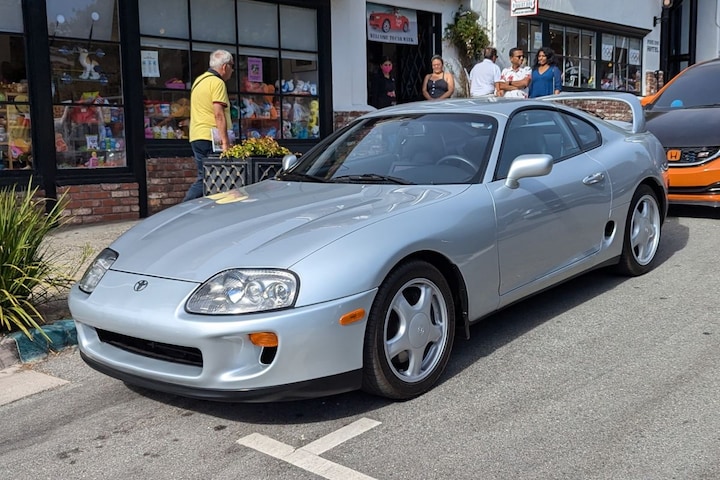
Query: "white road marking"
302 417 381 455
238 417 381 480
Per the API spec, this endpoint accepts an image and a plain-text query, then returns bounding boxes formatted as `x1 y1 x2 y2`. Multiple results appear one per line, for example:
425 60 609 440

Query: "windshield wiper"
277 171 328 183
331 174 414 185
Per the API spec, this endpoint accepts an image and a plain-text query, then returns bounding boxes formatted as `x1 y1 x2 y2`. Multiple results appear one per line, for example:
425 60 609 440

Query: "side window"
496 109 579 179
564 114 601 150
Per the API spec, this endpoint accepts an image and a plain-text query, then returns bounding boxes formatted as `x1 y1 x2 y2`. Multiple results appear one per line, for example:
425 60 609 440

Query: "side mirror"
505 154 553 189
281 153 299 171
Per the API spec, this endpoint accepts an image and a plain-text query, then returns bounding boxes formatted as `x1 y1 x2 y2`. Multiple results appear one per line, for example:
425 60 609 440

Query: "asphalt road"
1 207 719 480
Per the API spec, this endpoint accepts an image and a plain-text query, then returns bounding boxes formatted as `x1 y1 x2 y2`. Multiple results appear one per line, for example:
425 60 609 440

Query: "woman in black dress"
370 56 397 109
422 55 455 100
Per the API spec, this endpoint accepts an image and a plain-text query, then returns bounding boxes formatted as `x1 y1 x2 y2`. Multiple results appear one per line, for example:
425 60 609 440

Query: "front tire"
362 261 455 400
382 20 391 33
616 184 662 276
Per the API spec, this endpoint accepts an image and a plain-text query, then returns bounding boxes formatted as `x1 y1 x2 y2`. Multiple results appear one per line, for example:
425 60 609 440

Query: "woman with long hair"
422 55 455 100
369 55 397 109
528 47 562 98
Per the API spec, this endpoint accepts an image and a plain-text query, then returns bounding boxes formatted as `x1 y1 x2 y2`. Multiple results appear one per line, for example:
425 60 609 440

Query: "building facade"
1 0 716 223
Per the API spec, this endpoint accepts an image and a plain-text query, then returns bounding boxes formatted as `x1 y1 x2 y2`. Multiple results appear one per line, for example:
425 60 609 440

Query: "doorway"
367 10 440 106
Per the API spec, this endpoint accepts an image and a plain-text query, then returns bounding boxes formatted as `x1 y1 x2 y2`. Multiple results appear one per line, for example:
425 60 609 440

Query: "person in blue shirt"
528 47 562 98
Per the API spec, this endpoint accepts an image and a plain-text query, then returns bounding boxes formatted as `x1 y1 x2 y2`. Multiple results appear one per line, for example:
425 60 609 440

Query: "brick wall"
146 156 195 215
333 110 368 131
554 99 632 122
58 183 140 225
53 156 194 225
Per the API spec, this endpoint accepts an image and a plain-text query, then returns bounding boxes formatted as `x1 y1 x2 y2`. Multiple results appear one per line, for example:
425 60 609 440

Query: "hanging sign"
366 3 418 45
141 50 160 78
511 0 538 17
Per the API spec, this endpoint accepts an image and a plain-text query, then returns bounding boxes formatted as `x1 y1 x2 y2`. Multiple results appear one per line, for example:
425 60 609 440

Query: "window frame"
517 12 648 94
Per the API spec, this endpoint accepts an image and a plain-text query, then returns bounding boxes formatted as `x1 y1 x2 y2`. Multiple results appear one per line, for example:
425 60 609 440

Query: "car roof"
363 92 647 133
362 97 532 118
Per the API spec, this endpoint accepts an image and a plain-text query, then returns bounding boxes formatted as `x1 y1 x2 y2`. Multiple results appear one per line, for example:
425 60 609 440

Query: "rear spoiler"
542 92 646 135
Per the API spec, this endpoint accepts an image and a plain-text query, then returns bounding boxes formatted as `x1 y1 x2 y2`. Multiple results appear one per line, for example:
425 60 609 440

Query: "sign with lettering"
366 3 418 45
511 0 538 17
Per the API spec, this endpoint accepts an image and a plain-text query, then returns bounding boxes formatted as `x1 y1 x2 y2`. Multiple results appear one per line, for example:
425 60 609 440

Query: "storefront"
2 0 713 223
0 0 331 222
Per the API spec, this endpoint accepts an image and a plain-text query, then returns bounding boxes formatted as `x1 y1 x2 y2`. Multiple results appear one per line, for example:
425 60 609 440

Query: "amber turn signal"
339 308 366 326
249 332 279 347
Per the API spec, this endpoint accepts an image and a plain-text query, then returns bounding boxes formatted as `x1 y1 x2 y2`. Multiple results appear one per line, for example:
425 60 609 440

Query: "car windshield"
278 113 497 185
650 62 720 109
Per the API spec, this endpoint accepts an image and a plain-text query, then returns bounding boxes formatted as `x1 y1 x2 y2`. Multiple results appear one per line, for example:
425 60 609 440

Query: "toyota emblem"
133 280 148 292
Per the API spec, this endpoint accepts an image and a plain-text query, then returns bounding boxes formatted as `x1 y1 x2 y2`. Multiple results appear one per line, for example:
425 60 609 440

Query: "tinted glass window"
283 113 497 185
652 62 720 108
564 114 600 150
497 109 579 179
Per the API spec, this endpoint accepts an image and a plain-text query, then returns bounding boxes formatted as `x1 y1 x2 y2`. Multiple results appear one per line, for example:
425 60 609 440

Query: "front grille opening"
96 329 203 367
260 346 277 365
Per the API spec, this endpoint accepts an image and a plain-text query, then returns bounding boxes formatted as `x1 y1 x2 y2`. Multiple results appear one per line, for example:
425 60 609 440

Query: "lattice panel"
253 159 283 182
204 161 249 195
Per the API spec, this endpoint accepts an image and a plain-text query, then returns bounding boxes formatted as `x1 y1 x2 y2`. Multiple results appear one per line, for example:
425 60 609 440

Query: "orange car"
643 58 720 206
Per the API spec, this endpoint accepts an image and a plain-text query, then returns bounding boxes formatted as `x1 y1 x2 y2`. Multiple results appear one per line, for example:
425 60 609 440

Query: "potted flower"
205 136 292 194
221 136 291 159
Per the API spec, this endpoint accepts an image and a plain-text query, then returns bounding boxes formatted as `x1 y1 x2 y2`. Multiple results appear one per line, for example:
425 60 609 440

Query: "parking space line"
237 417 381 480
302 417 381 455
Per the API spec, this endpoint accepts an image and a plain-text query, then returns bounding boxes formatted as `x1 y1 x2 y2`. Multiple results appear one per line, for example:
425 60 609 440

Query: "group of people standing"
469 46 562 99
370 45 562 109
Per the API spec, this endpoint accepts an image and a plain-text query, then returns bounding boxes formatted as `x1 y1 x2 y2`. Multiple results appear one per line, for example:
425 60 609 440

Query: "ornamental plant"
0 180 79 339
443 5 490 69
221 136 291 159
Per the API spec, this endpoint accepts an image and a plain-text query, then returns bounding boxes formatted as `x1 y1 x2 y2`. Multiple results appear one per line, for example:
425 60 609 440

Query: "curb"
0 320 77 369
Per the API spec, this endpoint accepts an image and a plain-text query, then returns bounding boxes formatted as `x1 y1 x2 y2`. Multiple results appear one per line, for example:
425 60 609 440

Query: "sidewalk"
0 219 140 369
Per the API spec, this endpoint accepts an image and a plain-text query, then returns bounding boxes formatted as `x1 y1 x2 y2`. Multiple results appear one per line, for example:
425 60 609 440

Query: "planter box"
203 157 283 195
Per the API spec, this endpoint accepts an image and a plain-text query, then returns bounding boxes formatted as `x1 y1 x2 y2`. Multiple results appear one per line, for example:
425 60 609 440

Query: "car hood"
109 181 464 282
645 107 720 147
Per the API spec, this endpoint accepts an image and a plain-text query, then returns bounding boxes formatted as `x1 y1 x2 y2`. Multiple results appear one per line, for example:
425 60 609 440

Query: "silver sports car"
69 93 668 402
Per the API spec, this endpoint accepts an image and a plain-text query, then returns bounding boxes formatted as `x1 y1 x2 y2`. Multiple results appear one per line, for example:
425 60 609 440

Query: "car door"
491 108 611 296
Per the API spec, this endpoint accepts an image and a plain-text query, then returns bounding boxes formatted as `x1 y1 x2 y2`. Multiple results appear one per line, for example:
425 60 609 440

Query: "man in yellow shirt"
184 49 234 201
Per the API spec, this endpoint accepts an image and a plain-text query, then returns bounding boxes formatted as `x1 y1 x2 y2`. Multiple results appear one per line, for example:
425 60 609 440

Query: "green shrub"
0 180 75 339
444 6 490 70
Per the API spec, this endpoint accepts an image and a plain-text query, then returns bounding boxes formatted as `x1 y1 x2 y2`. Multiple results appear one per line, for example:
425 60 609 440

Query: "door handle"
583 172 605 185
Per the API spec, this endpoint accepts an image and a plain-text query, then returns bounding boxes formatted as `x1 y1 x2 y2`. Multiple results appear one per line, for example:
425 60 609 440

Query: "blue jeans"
184 140 213 201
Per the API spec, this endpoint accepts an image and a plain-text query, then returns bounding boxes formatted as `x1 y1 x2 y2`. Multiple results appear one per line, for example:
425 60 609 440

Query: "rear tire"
362 261 455 400
616 184 661 276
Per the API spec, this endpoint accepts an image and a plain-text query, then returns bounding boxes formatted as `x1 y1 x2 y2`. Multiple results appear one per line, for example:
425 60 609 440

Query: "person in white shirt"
497 47 532 98
469 47 501 97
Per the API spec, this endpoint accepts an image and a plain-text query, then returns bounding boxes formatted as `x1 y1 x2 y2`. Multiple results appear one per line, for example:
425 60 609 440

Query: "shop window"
600 34 641 92
139 0 321 142
191 0 236 44
141 39 191 139
280 5 317 51
139 0 189 38
0 4 31 171
47 0 126 170
237 50 279 140
518 18 641 93
550 24 596 89
0 0 23 34
237 0 278 48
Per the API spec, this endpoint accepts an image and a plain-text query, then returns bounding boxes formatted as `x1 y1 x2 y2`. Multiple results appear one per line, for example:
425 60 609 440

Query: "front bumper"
69 270 376 401
667 154 720 206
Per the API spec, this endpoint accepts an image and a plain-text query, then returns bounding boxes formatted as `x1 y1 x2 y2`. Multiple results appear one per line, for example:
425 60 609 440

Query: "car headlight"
78 248 118 294
186 269 298 314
